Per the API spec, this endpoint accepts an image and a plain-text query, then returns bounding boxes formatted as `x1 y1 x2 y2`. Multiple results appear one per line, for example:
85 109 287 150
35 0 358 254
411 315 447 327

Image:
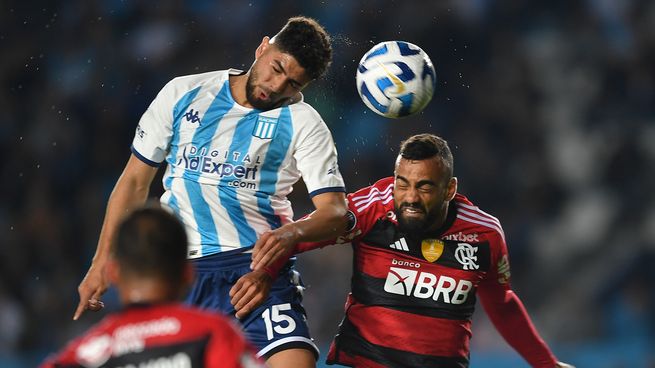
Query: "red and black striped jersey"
296 177 557 368
40 303 264 368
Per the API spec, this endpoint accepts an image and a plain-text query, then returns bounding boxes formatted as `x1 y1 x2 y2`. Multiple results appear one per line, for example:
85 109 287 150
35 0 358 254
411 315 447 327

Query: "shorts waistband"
191 250 253 271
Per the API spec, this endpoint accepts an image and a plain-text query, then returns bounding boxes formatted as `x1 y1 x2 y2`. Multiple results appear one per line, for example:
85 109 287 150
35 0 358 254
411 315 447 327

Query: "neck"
118 278 180 305
229 74 252 108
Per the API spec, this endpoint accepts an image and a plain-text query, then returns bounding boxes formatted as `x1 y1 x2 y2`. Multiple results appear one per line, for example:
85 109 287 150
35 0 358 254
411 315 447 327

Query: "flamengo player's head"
244 16 332 110
393 134 458 235
108 205 193 303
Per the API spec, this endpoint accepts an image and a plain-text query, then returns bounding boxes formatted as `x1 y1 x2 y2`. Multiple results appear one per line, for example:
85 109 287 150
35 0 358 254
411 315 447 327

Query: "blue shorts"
186 251 319 360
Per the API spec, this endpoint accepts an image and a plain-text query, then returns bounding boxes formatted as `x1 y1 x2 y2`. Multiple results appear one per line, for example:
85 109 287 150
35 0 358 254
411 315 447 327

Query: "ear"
446 177 458 202
106 258 120 284
255 36 271 59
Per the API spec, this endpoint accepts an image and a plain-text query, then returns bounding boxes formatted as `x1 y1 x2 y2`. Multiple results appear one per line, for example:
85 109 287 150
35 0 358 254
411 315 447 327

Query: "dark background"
1 1 654 367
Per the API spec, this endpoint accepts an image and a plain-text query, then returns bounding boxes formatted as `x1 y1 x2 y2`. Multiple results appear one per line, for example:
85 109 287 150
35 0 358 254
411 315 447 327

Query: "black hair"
114 204 187 284
399 134 454 178
272 16 332 80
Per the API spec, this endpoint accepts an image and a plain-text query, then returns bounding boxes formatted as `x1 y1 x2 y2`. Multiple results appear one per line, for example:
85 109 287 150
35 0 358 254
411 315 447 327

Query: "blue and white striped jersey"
131 69 345 258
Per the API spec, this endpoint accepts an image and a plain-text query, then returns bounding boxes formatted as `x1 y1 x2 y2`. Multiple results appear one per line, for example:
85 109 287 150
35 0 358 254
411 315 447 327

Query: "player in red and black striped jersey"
235 134 574 368
42 206 264 368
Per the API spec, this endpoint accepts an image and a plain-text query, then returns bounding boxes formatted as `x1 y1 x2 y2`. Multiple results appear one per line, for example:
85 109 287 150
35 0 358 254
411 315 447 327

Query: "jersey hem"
308 186 346 198
256 337 319 361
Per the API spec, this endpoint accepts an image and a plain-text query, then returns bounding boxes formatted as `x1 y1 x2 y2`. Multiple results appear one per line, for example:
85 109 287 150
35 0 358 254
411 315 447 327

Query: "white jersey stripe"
352 183 393 205
356 189 393 213
458 208 502 228
456 214 506 241
458 203 501 226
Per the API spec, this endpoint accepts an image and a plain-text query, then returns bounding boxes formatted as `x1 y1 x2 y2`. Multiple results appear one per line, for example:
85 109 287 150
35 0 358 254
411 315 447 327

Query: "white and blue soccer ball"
356 41 436 119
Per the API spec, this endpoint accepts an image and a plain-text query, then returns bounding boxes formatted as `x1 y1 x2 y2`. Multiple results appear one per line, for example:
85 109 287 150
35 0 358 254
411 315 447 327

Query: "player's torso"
164 73 301 195
160 71 311 257
335 193 499 366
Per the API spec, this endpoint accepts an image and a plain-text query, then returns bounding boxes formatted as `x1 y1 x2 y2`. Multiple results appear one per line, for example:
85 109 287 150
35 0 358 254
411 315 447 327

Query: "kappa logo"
383 266 473 304
184 109 201 125
389 237 409 251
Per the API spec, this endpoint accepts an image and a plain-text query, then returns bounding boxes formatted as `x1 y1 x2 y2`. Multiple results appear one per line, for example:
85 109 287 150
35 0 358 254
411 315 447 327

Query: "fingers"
73 298 105 320
229 278 249 307
74 282 107 320
235 292 264 319
73 299 87 321
251 235 281 270
252 232 272 256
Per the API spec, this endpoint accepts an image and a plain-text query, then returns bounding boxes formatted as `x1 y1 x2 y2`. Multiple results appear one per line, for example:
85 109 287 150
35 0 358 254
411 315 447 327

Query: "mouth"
401 206 425 217
257 87 271 101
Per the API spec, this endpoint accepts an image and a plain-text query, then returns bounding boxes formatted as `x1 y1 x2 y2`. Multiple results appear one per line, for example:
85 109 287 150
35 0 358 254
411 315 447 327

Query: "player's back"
41 303 263 368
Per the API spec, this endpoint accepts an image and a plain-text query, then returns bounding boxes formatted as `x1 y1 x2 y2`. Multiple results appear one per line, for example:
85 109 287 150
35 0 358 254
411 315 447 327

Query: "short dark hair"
399 134 454 178
272 16 332 80
114 205 187 284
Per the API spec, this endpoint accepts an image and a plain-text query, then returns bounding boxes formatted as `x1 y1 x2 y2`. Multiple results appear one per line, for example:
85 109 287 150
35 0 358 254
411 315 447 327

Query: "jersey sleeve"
477 228 558 367
131 79 178 166
295 178 393 253
293 118 345 197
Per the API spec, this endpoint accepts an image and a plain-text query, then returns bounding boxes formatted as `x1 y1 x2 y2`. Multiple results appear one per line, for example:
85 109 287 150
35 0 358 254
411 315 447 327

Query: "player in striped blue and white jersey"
74 17 349 368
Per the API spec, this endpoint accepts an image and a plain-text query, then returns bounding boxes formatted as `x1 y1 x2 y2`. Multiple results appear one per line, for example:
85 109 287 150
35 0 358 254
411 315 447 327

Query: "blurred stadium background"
1 1 654 367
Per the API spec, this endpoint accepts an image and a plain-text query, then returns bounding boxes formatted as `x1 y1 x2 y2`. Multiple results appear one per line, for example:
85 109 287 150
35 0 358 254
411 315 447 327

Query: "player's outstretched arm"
73 154 158 320
250 191 348 270
479 284 564 368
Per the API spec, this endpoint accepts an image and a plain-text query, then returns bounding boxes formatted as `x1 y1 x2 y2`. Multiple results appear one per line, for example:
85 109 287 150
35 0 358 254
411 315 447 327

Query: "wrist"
262 266 277 280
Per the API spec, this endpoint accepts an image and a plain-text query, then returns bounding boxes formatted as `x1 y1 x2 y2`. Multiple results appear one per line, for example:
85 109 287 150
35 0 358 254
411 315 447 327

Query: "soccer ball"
356 41 436 118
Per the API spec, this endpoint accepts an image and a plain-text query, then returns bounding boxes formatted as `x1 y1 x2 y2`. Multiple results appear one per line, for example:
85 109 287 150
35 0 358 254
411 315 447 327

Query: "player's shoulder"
287 96 324 126
163 69 232 95
348 177 395 215
451 193 506 243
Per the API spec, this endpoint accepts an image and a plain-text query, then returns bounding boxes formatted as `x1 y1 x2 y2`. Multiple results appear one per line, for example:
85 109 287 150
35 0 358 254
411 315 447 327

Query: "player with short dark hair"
43 205 264 368
74 16 349 368
239 134 575 367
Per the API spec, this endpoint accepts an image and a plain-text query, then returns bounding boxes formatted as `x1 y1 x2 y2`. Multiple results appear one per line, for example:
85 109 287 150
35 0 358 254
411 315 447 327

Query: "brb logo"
384 265 473 304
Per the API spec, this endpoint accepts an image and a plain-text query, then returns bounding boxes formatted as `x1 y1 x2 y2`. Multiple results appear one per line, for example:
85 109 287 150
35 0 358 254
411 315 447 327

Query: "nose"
269 74 287 94
403 187 420 203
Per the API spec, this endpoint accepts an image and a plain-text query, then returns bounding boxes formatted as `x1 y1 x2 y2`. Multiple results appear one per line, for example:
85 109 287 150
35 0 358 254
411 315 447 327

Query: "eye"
418 185 435 194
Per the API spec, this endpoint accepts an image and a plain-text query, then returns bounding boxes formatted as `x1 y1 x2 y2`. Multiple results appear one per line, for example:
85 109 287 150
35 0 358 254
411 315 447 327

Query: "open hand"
229 270 273 319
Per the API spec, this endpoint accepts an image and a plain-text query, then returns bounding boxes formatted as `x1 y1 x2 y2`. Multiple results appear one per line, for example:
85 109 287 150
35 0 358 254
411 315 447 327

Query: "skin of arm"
73 155 159 320
249 191 348 270
230 191 348 318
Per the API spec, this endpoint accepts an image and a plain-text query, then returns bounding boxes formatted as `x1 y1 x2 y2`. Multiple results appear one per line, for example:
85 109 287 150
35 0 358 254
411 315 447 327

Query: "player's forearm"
92 171 152 264
291 201 349 243
482 290 558 368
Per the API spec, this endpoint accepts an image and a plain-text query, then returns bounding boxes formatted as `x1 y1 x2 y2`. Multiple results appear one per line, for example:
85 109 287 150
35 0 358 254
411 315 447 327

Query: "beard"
245 70 282 110
395 202 439 235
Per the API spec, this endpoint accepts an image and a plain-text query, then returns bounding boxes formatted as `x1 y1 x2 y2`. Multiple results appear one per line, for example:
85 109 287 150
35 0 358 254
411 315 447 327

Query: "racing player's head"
245 16 332 110
394 134 458 235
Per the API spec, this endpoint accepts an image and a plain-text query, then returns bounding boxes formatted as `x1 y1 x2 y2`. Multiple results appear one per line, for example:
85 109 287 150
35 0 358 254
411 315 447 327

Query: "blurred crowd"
1 1 654 366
